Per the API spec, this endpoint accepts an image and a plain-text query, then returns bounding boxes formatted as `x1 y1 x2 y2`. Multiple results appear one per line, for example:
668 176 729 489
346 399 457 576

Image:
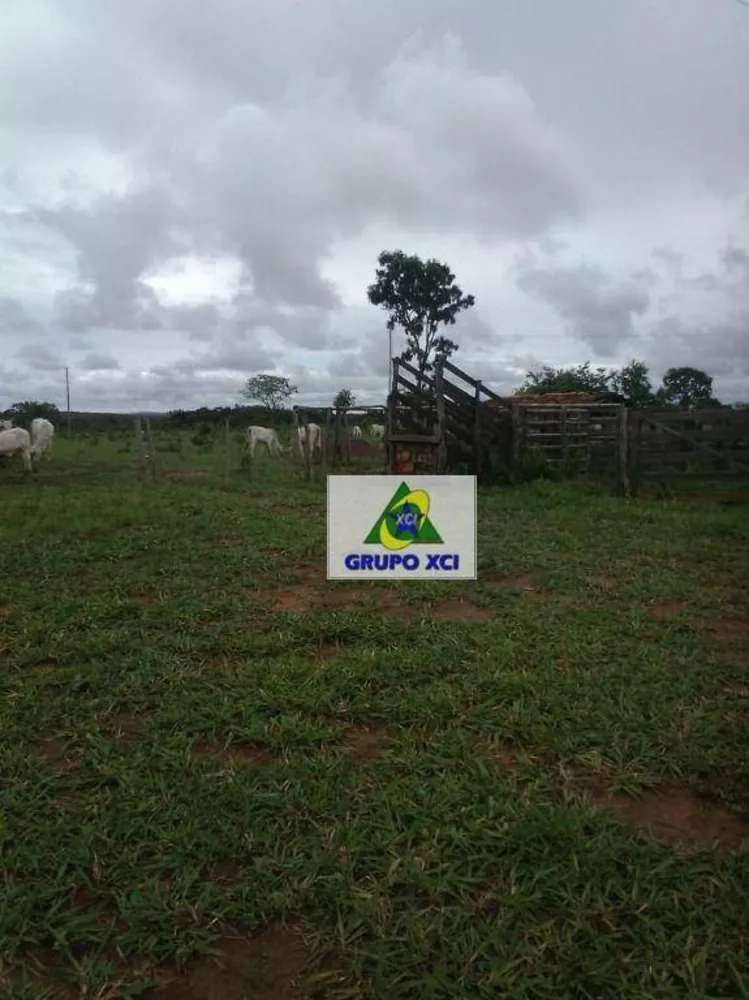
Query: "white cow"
0 426 33 472
30 417 54 462
351 425 362 438
297 422 321 457
370 423 385 440
0 419 13 431
246 425 284 457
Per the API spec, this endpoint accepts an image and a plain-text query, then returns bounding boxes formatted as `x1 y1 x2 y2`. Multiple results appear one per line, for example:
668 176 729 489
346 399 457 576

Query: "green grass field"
2 431 749 999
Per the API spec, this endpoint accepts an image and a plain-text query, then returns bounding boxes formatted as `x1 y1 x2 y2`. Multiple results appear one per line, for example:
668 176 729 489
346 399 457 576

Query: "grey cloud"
515 260 650 358
69 335 92 350
14 342 64 372
0 297 43 334
79 351 121 371
328 352 370 379
20 28 586 338
2 0 749 411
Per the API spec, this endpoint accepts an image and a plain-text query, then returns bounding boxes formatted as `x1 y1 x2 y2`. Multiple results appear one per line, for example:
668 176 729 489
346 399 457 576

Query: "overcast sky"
1 0 748 412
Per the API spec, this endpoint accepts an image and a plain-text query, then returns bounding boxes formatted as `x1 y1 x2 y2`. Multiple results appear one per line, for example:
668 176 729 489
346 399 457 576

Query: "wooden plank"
441 376 479 409
511 404 522 472
633 407 735 423
616 405 630 496
473 378 482 477
640 418 749 473
323 407 332 474
441 358 481 389
386 433 441 444
397 357 436 389
434 356 447 473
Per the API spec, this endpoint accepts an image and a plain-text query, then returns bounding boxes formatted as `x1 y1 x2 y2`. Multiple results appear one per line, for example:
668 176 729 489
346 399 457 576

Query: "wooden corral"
630 407 749 490
385 358 749 495
387 356 512 478
291 405 386 478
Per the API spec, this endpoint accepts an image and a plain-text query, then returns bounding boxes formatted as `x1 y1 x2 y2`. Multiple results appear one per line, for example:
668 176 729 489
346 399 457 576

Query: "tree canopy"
241 375 297 418
367 250 475 387
518 360 719 408
3 401 61 424
656 366 720 409
333 388 355 410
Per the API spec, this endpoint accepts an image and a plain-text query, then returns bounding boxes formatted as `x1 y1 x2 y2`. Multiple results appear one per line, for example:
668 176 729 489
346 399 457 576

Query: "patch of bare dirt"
310 640 345 662
192 740 275 768
38 737 77 774
482 571 535 589
648 601 688 621
321 585 380 610
430 599 493 622
143 923 310 1000
705 618 749 640
208 860 243 886
131 591 162 604
258 579 410 614
490 742 520 767
346 722 390 762
254 584 315 611
0 604 14 618
109 710 146 746
591 784 749 849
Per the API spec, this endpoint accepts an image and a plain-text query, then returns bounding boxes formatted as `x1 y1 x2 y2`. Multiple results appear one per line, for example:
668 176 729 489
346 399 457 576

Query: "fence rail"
385 357 749 492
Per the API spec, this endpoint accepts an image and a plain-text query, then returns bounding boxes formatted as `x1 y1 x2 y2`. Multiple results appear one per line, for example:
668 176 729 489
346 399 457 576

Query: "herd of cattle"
0 417 385 471
246 421 385 457
0 417 55 471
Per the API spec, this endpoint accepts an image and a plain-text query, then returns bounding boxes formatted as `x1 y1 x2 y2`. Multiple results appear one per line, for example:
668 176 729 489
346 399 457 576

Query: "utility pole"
65 366 71 436
388 327 393 397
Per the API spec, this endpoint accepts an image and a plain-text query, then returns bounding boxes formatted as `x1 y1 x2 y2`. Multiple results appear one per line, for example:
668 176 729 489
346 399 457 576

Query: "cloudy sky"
1 0 748 412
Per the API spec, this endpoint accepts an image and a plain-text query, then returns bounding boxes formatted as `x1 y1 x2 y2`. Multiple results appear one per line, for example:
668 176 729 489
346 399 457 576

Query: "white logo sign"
327 475 477 580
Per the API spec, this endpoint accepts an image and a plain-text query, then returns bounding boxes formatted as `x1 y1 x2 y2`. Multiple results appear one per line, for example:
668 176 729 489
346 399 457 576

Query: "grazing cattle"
0 419 13 431
246 425 284 457
30 417 54 462
0 426 33 472
351 425 362 438
370 423 385 440
297 422 322 457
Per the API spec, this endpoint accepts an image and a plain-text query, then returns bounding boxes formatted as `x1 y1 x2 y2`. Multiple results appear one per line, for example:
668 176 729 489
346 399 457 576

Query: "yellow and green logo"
363 481 443 552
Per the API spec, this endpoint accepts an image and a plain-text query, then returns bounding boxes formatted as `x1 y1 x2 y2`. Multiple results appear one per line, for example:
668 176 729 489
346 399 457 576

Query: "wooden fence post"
134 417 148 481
332 408 341 470
322 408 331 476
627 409 640 497
344 410 351 466
300 411 311 481
560 406 569 468
387 361 399 473
434 355 446 474
144 417 158 483
617 404 631 497
473 380 482 477
511 403 522 473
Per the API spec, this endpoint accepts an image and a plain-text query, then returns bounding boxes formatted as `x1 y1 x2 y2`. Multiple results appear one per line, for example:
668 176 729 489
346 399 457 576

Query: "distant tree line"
518 361 724 409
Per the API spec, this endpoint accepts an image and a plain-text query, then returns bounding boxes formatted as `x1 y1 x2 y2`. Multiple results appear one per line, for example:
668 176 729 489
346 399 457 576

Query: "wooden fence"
387 357 511 477
386 358 749 493
628 407 749 491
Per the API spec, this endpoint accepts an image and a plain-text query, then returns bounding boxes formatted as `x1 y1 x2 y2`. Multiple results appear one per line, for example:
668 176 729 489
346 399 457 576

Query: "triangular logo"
364 481 443 551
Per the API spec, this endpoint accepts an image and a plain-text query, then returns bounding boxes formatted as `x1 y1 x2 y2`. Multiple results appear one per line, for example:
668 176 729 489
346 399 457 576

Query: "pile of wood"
507 391 625 405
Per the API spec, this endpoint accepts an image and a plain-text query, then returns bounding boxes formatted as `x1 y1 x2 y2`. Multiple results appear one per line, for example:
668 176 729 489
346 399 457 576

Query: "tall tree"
518 363 612 395
241 375 297 420
367 250 475 388
333 388 355 411
609 360 656 407
6 401 61 424
657 367 719 409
